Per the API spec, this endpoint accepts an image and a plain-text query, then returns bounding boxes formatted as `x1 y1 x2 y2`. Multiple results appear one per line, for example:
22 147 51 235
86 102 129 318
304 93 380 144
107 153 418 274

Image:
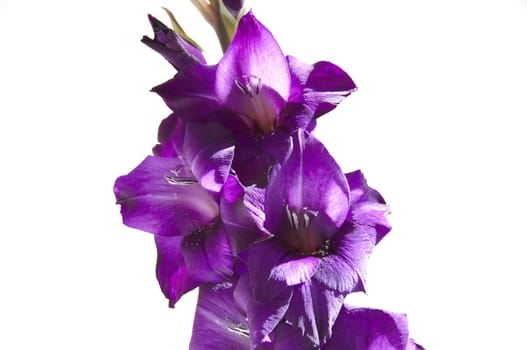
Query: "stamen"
312 239 332 258
291 212 300 230
255 76 262 95
234 78 253 98
303 212 310 228
234 75 263 98
164 174 197 185
226 318 250 338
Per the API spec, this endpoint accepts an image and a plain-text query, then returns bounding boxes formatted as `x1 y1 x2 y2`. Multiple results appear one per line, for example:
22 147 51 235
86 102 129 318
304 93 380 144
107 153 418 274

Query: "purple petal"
347 170 391 244
265 132 350 252
154 118 235 193
247 238 291 302
287 56 356 118
142 15 206 70
114 156 219 236
215 12 290 132
190 283 251 350
235 272 293 346
155 235 200 307
181 121 235 193
273 323 317 350
181 222 233 283
284 279 345 346
324 305 411 350
313 223 376 294
277 102 315 133
232 130 292 187
153 64 220 119
220 177 268 255
153 113 183 156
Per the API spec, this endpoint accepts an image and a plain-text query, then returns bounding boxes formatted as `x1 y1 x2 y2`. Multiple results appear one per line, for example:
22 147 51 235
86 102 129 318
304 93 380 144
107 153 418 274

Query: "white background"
1 0 526 349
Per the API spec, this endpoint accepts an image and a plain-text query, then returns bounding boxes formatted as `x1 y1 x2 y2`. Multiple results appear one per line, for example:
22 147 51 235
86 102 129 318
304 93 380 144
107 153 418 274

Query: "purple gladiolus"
153 11 355 132
114 6 422 348
189 280 421 349
223 131 391 347
150 11 356 186
114 117 239 305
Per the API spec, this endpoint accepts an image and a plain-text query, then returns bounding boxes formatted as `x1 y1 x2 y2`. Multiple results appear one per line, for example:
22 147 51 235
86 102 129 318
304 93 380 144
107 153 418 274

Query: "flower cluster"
114 2 422 349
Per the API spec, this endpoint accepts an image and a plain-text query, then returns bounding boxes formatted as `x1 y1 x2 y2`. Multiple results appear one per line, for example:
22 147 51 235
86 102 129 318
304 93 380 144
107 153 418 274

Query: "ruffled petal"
114 156 219 236
265 132 350 251
287 55 356 119
215 11 290 132
324 305 411 350
142 15 206 70
181 222 233 283
347 170 391 244
284 279 345 346
154 235 200 307
313 223 376 294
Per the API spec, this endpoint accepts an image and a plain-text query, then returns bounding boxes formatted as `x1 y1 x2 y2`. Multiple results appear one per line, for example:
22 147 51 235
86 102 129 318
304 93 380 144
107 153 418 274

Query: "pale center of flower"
284 205 325 255
234 74 277 133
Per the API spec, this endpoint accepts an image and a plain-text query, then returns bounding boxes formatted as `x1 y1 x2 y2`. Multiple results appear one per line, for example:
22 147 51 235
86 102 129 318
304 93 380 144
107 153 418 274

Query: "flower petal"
114 156 219 236
247 238 290 302
181 222 233 283
153 64 220 119
232 129 292 187
154 235 200 307
239 274 294 347
265 132 350 245
181 121 235 193
215 11 290 132
347 170 391 244
142 15 206 70
155 117 237 193
220 177 268 256
324 305 411 350
287 55 356 118
284 279 345 346
314 223 376 294
272 323 318 350
277 102 315 133
190 283 251 350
